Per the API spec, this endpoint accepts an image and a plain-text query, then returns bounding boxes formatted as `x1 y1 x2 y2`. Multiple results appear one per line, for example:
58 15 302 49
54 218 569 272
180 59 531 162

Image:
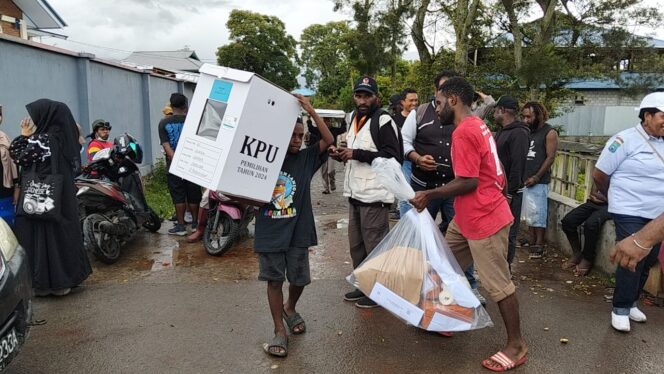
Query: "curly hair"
522 102 549 127
437 77 475 106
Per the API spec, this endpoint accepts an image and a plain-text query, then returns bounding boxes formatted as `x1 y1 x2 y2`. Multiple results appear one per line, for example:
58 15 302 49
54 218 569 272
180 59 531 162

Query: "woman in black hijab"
10 99 91 296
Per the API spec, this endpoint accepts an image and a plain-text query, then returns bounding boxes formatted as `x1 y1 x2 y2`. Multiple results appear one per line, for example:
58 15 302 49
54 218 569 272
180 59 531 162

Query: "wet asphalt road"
7 174 664 374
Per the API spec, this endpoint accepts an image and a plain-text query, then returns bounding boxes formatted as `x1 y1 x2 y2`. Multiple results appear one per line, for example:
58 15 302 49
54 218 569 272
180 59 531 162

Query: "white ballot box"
170 64 300 203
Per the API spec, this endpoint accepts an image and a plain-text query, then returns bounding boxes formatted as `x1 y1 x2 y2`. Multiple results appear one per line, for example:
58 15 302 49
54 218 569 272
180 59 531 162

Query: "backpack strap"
369 108 403 163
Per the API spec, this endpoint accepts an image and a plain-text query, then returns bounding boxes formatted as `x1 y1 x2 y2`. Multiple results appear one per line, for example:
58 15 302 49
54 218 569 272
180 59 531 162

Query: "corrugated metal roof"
123 50 203 72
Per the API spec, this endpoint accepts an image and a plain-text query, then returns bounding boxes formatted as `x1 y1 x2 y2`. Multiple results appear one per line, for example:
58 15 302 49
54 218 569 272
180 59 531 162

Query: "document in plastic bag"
346 158 493 332
369 283 424 326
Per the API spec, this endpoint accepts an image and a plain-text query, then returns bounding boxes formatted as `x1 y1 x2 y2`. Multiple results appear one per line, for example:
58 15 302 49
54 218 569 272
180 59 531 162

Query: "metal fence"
0 34 195 171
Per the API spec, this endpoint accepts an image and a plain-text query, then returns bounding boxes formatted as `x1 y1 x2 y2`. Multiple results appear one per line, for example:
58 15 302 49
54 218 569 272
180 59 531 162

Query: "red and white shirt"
451 116 513 240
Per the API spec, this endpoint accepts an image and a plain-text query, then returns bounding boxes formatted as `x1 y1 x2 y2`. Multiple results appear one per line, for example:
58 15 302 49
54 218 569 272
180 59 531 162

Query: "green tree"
216 10 299 90
300 21 354 108
492 0 663 109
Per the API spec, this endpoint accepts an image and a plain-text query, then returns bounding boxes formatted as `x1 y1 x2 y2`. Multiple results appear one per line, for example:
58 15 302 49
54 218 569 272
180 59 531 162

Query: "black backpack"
349 108 404 163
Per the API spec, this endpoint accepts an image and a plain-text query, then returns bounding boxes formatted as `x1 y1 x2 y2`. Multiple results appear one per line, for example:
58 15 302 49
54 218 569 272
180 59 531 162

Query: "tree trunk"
452 0 480 75
501 0 522 71
411 0 432 66
535 0 557 46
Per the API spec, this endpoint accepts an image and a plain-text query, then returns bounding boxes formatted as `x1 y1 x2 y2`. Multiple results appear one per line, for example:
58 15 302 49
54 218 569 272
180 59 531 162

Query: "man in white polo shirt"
592 91 664 332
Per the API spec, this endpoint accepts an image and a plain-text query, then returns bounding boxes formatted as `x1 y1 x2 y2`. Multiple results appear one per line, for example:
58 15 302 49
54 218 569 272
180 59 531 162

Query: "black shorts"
167 173 202 204
258 247 311 286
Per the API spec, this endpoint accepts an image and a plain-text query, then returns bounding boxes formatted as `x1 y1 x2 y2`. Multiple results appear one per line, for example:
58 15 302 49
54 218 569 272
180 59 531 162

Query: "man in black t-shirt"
391 88 418 130
158 93 202 236
255 95 335 358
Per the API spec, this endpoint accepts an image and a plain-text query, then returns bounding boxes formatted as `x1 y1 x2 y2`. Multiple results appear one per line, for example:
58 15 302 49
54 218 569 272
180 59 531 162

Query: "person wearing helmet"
86 119 113 163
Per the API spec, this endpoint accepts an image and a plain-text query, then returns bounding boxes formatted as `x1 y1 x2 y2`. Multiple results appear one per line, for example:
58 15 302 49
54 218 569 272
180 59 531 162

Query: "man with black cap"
493 96 530 267
331 75 402 308
158 93 202 236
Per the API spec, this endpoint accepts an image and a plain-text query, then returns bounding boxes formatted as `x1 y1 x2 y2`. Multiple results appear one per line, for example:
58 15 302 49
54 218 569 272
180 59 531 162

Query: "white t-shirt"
595 124 664 219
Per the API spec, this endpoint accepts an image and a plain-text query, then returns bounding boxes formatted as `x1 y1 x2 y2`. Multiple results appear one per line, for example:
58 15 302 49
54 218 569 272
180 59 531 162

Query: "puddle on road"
88 211 352 284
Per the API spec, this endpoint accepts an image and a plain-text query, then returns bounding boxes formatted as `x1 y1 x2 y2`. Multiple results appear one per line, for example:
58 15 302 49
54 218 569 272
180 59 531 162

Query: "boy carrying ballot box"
254 95 335 357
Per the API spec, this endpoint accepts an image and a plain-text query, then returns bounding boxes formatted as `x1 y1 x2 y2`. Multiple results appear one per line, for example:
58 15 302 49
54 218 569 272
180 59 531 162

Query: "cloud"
46 0 346 61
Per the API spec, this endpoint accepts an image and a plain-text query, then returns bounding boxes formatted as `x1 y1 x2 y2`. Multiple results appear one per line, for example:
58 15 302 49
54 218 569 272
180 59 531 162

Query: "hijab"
26 99 81 163
0 130 18 188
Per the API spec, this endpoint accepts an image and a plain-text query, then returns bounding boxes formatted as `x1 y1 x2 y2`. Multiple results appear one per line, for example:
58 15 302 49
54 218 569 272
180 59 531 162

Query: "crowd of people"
252 73 663 373
0 72 662 372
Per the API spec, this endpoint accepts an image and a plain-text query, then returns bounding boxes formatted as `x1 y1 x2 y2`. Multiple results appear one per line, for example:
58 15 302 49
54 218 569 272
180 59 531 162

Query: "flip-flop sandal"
528 246 544 259
482 351 528 372
262 335 288 357
562 255 581 270
574 265 592 277
282 309 306 335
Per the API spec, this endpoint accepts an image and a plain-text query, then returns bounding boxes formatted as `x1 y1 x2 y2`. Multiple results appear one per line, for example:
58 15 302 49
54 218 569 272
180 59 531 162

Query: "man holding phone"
331 75 402 309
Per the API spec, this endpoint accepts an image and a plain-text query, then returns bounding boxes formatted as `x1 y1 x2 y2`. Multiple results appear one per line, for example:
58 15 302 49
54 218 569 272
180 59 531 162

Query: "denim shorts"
258 247 311 286
523 183 548 228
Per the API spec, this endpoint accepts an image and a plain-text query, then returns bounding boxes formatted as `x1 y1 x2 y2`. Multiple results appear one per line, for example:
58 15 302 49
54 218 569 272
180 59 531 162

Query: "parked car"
0 218 32 371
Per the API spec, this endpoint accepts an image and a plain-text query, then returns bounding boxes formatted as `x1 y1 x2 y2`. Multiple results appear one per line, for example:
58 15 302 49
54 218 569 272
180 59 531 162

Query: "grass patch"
144 158 174 219
576 173 586 202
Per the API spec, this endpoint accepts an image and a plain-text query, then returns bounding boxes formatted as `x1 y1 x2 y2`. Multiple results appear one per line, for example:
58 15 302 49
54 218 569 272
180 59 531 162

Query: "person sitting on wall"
86 119 113 163
561 183 611 276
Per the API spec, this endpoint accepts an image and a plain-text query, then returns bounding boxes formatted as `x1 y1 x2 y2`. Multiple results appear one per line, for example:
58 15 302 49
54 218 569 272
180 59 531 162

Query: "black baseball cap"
353 75 378 95
389 93 402 109
496 95 519 111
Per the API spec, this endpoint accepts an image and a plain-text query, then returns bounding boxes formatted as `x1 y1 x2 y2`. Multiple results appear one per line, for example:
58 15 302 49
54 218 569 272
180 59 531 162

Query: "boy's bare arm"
294 94 334 153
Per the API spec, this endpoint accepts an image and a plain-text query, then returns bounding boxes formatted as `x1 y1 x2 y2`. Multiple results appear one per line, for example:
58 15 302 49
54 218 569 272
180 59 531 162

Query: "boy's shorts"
258 247 311 287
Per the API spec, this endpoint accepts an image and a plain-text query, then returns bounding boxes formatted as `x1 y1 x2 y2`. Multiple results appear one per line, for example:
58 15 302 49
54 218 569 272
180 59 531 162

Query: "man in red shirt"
411 77 528 372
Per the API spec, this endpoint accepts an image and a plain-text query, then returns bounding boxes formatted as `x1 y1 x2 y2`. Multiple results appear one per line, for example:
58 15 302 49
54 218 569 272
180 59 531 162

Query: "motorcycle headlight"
0 218 18 263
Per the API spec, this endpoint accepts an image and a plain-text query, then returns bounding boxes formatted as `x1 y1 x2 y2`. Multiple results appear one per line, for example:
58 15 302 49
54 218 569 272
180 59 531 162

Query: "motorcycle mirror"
92 147 112 162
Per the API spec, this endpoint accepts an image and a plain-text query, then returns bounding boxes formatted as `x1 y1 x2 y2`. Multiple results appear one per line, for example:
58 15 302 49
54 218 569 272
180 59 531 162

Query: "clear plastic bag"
346 159 493 332
371 157 415 202
521 187 538 226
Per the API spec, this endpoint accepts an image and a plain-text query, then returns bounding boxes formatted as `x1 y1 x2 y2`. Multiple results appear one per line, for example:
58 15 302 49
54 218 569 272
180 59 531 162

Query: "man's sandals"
574 258 593 276
482 351 528 372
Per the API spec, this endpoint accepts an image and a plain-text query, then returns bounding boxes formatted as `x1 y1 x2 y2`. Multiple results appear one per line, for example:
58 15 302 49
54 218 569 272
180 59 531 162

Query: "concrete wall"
0 34 195 171
576 90 643 107
546 192 617 275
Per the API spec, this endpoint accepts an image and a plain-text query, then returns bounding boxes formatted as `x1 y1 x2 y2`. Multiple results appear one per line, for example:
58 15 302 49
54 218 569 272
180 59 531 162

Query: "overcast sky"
44 0 348 62
44 0 664 63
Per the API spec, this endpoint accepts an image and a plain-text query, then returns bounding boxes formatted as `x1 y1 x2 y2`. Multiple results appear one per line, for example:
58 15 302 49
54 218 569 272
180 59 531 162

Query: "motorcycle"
203 191 255 256
76 134 161 264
